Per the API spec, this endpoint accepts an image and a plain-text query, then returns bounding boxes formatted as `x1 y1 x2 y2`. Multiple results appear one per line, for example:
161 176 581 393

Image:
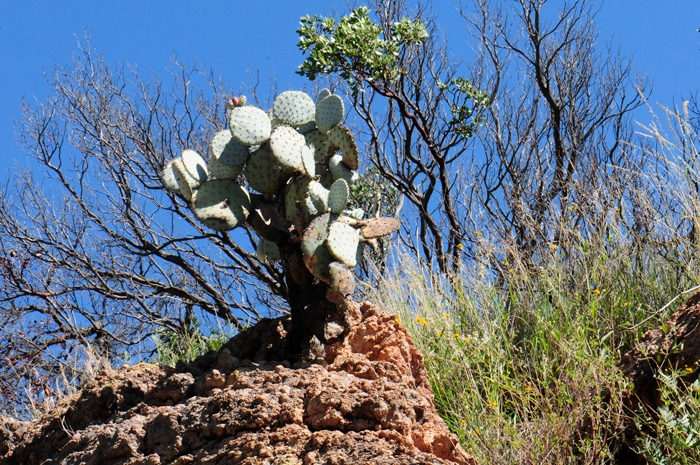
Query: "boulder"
0 302 475 465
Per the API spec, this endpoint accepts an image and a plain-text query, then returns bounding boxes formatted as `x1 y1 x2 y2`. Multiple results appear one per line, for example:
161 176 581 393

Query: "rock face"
0 302 474 465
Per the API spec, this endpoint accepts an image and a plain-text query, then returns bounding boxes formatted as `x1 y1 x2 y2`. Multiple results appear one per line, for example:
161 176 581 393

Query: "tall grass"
366 105 700 463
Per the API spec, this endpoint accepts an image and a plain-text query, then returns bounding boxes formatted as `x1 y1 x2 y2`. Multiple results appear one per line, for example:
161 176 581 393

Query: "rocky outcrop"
0 302 474 465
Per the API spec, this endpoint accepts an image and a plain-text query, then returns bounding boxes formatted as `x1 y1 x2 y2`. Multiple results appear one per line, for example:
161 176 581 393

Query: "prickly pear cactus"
160 88 400 321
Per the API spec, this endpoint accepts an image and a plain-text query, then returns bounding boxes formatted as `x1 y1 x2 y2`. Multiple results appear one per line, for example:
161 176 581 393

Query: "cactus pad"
191 179 251 231
329 154 359 185
316 88 331 104
272 91 315 128
329 261 355 296
309 181 330 215
172 158 197 201
315 94 344 133
360 217 401 239
305 130 330 162
328 178 349 214
229 106 272 146
244 143 289 194
208 156 243 179
345 208 365 220
181 149 209 183
160 159 181 193
210 130 250 168
301 145 316 177
328 125 359 170
327 221 363 267
301 213 336 283
269 125 305 173
257 239 281 263
297 121 317 134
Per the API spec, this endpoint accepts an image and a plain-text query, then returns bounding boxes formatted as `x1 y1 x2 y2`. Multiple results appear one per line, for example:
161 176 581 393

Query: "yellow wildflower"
592 289 601 295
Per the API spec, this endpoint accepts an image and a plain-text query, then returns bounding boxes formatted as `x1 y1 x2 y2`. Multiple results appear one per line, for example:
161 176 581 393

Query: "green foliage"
438 77 489 139
634 370 700 464
153 317 233 367
297 7 428 92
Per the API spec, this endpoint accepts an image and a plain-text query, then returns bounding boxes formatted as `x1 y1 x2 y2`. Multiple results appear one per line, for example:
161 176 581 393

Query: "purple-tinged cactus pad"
360 217 401 239
329 261 355 296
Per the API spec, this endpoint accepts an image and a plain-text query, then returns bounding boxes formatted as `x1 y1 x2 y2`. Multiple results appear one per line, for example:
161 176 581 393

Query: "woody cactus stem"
161 89 400 359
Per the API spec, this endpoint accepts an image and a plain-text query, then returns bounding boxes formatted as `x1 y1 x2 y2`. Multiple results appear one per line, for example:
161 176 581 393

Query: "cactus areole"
161 89 399 358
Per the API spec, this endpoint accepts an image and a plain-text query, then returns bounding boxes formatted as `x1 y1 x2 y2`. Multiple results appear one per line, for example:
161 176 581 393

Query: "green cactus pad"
181 149 209 183
305 130 330 162
244 143 289 194
343 208 364 220
329 261 355 296
172 158 197 201
297 121 317 134
301 213 337 283
327 221 363 268
301 145 316 177
208 156 243 179
284 181 299 220
315 95 344 134
328 178 349 214
308 180 330 214
328 125 359 170
191 179 251 231
160 159 181 193
329 154 360 185
269 125 305 173
210 129 250 168
256 239 267 263
272 91 315 128
257 239 281 263
360 217 401 239
316 88 332 104
229 106 272 146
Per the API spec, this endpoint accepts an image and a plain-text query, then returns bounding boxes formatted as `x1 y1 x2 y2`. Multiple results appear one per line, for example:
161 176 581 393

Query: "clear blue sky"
1 1 699 178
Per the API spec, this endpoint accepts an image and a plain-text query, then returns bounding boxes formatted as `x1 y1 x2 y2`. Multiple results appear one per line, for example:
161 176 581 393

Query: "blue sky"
1 1 699 178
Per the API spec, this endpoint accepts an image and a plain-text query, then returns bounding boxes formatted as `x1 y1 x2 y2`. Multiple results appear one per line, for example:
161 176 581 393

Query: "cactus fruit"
269 125 305 174
211 130 250 169
315 94 344 133
359 217 401 239
229 106 272 146
191 179 250 231
328 178 349 214
273 91 316 128
327 221 363 267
